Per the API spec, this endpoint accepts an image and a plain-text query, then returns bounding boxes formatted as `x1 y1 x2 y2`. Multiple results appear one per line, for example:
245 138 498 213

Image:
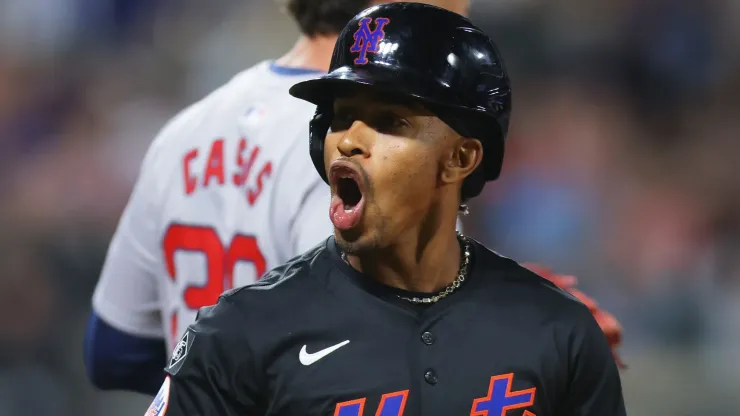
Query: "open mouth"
329 162 366 230
337 176 362 210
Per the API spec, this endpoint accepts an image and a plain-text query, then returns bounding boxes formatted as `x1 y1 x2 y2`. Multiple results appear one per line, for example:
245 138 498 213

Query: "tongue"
330 195 363 230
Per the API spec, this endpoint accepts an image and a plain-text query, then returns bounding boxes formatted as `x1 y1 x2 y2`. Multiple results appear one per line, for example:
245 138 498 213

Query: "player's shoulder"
219 239 332 308
146 61 278 154
178 240 331 352
473 241 593 319
188 241 331 335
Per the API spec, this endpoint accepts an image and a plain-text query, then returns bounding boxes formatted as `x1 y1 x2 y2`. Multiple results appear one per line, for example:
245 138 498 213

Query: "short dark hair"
284 0 373 37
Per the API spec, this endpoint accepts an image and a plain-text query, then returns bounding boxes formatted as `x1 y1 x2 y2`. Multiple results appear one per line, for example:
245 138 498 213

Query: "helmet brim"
289 65 463 109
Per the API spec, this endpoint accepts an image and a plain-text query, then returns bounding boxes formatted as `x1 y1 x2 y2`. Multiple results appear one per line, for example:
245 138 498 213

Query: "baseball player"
83 0 471 396
85 0 623 398
146 3 626 415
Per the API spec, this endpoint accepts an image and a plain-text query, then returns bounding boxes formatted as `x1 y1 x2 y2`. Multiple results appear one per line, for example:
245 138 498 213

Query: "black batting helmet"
289 2 511 199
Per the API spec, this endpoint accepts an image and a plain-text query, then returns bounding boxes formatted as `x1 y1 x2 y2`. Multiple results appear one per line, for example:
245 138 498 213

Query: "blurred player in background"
83 0 623 397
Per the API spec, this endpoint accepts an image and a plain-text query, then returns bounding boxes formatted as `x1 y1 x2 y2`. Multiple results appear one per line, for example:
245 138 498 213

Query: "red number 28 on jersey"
162 224 266 344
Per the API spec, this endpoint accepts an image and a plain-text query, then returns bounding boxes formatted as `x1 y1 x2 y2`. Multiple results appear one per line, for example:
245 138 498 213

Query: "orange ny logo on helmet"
350 17 390 65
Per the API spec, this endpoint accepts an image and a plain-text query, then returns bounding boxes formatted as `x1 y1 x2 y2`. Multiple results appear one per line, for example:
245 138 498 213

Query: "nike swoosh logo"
299 340 350 366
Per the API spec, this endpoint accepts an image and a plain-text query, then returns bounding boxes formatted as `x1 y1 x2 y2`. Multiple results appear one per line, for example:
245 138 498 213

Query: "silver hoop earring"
459 203 470 216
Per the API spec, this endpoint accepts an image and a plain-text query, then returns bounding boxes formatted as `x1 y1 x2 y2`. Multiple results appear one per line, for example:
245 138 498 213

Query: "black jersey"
148 237 625 416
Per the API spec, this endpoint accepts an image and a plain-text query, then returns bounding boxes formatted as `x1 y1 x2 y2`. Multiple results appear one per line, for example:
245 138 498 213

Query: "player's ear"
441 136 483 185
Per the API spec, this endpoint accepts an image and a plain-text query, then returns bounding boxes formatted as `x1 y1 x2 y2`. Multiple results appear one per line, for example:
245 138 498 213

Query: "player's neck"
275 35 338 73
347 209 462 294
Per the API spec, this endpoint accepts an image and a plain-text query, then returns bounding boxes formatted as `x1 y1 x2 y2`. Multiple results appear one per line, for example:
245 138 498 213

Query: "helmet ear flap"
309 105 334 184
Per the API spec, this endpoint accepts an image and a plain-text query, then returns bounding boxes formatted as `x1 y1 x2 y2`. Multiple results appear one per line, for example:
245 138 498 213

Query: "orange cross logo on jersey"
471 373 536 416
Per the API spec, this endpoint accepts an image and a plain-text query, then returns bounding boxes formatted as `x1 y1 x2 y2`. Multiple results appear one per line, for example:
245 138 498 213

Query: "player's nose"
337 120 372 160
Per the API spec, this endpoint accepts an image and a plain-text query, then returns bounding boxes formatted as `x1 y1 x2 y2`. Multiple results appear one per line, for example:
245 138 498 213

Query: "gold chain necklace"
340 233 471 304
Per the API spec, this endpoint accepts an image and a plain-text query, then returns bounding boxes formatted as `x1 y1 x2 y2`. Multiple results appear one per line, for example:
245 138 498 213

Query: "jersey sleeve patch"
145 376 170 416
166 329 195 375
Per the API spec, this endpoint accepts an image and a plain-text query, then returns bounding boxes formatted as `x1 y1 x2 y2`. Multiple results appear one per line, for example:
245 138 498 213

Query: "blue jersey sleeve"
83 312 167 396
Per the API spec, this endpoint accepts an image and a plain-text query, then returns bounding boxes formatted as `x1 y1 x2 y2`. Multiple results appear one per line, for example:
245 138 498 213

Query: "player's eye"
372 113 411 135
330 111 355 132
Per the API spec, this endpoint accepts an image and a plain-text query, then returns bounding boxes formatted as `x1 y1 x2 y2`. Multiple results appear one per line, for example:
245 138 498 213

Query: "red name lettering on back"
203 138 225 187
247 161 272 206
181 137 272 205
183 149 199 195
